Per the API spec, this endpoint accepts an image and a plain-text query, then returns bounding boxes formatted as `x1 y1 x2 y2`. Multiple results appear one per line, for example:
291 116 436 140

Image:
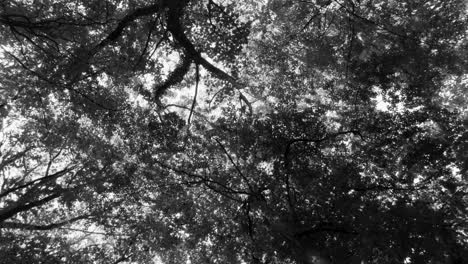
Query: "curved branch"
165 4 253 113
66 4 162 84
153 54 192 102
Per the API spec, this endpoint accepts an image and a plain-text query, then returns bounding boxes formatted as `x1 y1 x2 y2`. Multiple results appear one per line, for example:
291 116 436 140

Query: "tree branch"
153 160 248 202
214 138 253 192
165 4 253 113
187 63 199 128
294 223 359 237
0 214 92 230
133 15 160 71
0 192 61 222
0 166 75 200
90 3 161 55
284 130 362 168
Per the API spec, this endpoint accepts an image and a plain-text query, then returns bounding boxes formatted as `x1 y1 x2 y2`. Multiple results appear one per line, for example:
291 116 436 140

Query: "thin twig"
133 15 159 71
214 138 253 192
187 64 199 129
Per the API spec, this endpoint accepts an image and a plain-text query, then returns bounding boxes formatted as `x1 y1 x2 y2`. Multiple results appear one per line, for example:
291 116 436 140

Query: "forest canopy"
0 0 467 263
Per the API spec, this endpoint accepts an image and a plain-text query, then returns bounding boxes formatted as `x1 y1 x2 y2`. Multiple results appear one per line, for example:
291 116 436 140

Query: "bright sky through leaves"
0 0 467 263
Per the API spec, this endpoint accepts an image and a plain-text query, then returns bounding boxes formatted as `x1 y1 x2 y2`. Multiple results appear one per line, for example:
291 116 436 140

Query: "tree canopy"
0 0 467 263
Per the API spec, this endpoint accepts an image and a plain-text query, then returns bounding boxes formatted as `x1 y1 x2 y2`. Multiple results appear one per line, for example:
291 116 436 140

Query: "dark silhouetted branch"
0 214 91 230
0 192 61 222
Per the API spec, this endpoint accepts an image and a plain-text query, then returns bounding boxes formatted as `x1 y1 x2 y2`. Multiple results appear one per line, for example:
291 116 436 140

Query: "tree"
0 0 467 263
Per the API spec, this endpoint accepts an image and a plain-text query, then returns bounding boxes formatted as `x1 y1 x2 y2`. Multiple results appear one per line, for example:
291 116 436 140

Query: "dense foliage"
0 0 467 263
